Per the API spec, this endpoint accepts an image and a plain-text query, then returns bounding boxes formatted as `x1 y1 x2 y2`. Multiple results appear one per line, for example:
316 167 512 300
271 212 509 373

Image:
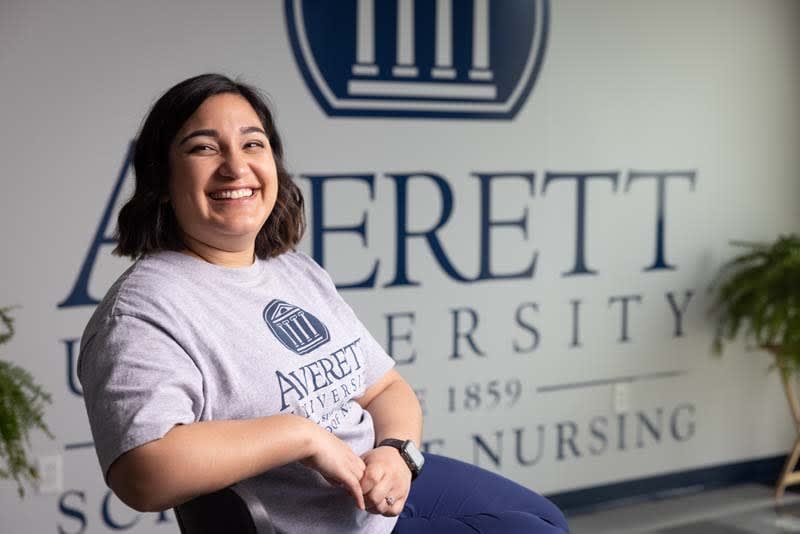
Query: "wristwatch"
378 439 425 480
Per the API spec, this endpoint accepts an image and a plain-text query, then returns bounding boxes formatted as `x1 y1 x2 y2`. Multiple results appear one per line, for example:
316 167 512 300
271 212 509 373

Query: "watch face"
403 441 425 469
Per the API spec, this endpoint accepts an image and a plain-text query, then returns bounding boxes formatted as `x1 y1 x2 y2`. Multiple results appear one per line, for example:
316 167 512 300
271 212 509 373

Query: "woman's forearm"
108 414 319 512
111 372 424 513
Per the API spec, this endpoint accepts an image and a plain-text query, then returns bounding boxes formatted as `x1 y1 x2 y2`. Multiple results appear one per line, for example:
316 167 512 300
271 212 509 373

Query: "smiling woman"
77 73 569 534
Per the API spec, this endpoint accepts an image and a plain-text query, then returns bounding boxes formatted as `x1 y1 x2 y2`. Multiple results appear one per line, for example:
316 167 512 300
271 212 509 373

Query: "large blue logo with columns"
284 0 549 119
263 299 331 355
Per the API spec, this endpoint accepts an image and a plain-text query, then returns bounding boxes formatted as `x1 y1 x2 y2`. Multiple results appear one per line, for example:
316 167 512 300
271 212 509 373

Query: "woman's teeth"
210 188 254 200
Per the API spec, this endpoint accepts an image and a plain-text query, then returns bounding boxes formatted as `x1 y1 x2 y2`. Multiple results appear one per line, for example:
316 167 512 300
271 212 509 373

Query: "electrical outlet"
36 455 63 495
613 383 630 414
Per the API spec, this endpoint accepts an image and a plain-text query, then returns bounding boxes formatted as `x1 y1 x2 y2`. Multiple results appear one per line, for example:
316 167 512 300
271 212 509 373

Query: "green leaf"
0 307 53 497
709 234 800 364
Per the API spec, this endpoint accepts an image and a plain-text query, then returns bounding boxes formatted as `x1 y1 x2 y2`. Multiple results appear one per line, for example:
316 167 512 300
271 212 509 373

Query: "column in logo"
393 0 418 77
352 0 378 76
277 311 320 352
432 0 456 79
469 0 493 81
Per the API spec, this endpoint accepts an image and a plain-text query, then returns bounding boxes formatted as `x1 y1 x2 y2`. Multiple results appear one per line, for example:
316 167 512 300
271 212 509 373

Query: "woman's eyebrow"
178 129 217 146
178 126 267 146
240 126 267 136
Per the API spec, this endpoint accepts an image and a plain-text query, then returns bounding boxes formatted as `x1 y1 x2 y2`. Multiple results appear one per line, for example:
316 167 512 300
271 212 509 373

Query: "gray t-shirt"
78 251 397 534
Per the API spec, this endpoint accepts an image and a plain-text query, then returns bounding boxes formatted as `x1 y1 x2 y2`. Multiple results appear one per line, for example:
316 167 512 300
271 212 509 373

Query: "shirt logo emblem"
284 0 550 119
263 299 331 355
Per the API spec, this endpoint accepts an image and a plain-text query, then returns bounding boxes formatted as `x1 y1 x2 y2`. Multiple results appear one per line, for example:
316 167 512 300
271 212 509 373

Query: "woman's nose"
218 151 249 180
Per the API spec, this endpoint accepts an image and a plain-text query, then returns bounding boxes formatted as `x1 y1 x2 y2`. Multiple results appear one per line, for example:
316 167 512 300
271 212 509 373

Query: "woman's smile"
208 187 258 200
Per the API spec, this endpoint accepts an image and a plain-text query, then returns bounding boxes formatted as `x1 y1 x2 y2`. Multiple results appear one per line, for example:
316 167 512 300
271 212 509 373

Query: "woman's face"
168 93 278 260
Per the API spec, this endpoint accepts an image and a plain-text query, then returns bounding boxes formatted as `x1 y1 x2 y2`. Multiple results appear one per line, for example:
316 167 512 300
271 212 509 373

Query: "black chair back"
174 483 276 534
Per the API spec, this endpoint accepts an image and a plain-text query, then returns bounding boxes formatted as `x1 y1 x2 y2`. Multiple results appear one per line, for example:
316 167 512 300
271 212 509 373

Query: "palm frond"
0 307 53 497
709 234 800 370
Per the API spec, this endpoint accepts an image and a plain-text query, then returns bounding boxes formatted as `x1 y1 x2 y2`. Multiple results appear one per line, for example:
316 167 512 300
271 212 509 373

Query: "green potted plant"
709 234 800 500
0 306 53 497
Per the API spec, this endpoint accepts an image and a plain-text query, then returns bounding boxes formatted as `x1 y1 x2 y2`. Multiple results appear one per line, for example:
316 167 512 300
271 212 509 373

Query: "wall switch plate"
613 383 631 414
36 455 63 495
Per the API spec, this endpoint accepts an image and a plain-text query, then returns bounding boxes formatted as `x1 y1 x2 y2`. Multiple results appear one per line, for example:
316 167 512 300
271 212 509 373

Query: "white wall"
1 1 799 532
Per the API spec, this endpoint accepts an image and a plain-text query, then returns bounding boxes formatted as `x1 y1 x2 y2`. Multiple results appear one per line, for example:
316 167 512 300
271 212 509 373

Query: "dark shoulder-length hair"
115 73 305 259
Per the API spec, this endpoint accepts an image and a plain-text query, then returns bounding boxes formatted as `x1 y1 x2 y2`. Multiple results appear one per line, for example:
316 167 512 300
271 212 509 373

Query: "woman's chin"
182 231 259 256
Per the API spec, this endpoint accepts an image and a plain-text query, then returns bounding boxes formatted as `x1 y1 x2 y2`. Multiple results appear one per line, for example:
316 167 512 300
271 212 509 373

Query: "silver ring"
385 495 396 506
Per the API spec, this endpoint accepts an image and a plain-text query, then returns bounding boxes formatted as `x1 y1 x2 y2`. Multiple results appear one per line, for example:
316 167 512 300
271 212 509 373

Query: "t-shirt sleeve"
330 289 396 391
350 306 396 391
78 313 203 480
293 253 395 390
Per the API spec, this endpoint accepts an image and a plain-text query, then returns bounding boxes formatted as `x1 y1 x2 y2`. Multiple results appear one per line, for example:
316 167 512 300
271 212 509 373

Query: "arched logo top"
263 299 331 355
284 0 549 119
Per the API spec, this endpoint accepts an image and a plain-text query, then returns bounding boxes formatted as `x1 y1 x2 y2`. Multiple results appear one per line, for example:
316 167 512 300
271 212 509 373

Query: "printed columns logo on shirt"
284 0 550 119
263 299 331 355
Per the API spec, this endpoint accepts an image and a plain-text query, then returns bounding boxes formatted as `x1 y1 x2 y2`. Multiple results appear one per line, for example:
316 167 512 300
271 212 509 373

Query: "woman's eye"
244 141 265 150
189 144 216 154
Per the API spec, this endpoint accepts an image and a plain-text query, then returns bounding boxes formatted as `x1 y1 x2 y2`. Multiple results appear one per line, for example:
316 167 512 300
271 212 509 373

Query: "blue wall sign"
285 0 549 119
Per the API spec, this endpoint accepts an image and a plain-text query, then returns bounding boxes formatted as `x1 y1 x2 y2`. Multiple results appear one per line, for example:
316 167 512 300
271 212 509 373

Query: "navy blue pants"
392 454 569 533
